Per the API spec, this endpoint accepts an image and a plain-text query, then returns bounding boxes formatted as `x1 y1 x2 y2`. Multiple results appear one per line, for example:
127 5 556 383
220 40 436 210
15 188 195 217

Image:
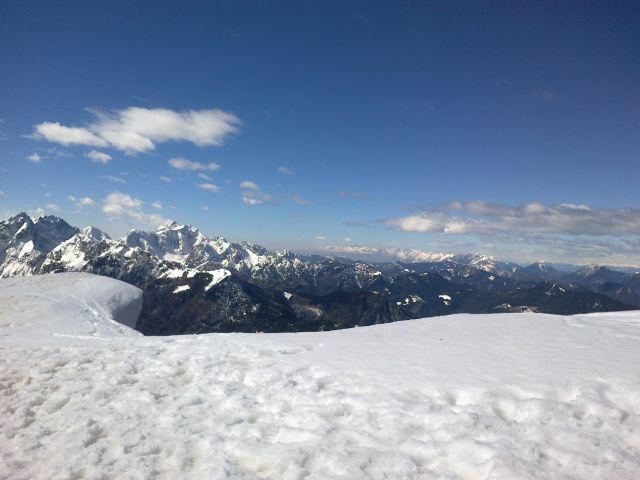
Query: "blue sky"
1 1 639 265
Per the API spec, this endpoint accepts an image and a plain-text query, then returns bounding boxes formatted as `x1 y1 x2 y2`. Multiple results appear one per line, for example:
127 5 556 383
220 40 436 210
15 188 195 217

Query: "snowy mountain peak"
6 211 32 225
526 261 557 273
81 226 111 241
160 219 180 230
577 264 606 276
391 249 455 263
453 253 498 272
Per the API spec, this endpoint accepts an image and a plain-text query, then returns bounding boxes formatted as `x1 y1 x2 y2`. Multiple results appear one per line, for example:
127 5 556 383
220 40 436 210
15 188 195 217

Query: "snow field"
1 274 640 479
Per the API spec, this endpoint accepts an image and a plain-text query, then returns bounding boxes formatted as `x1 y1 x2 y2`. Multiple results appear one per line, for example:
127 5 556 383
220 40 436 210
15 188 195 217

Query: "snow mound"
0 273 142 341
1 276 639 479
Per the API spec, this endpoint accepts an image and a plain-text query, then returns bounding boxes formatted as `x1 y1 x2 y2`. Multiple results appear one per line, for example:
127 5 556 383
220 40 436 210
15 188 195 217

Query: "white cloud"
241 188 277 206
32 107 240 155
277 166 294 175
95 107 241 152
45 147 72 158
198 183 220 192
102 192 167 226
380 201 640 265
151 201 162 209
344 237 352 242
239 181 276 206
315 236 327 241
98 175 127 184
44 203 61 212
197 172 212 180
0 191 4 197
239 180 260 190
202 206 209 211
86 150 112 164
241 191 276 206
68 196 96 207
290 195 310 206
159 176 173 182
29 208 46 218
32 122 108 147
27 152 42 163
387 201 640 236
169 157 220 171
386 213 470 234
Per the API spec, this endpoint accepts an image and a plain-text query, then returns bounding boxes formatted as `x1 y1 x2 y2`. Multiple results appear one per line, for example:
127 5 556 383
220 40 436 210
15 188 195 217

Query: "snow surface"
439 294 452 306
1 274 640 479
204 268 232 291
172 285 191 294
0 273 142 341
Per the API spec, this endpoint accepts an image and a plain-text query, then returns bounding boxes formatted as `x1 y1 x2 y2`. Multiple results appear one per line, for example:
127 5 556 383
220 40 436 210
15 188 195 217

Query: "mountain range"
1 212 637 334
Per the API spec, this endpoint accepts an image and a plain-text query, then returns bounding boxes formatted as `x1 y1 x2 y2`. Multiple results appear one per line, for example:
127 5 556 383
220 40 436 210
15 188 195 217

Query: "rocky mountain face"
0 212 636 334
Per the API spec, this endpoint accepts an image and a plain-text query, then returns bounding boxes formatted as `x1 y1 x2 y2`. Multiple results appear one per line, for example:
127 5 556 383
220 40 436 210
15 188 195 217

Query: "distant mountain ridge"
1 212 636 334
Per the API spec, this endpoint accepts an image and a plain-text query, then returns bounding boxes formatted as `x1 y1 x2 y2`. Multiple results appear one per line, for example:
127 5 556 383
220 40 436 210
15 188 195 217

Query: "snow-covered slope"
1 274 639 479
0 273 142 341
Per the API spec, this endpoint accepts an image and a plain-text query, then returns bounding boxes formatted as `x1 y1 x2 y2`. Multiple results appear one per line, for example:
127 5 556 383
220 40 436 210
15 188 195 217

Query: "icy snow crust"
1 275 640 479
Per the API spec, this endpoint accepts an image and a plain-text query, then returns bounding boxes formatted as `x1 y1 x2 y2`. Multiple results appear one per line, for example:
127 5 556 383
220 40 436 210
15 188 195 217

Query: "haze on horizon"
0 1 638 266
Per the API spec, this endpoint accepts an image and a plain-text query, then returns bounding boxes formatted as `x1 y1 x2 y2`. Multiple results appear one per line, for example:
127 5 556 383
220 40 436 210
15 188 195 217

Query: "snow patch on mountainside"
1 274 639 479
204 268 232 291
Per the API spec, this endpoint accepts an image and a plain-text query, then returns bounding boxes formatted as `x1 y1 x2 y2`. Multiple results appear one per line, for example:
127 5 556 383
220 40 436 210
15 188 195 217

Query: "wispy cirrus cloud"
239 181 276 206
340 191 372 202
290 195 310 206
239 180 260 190
169 157 220 171
277 166 294 175
44 203 61 212
98 175 127 184
242 190 276 206
31 106 241 155
198 183 220 192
